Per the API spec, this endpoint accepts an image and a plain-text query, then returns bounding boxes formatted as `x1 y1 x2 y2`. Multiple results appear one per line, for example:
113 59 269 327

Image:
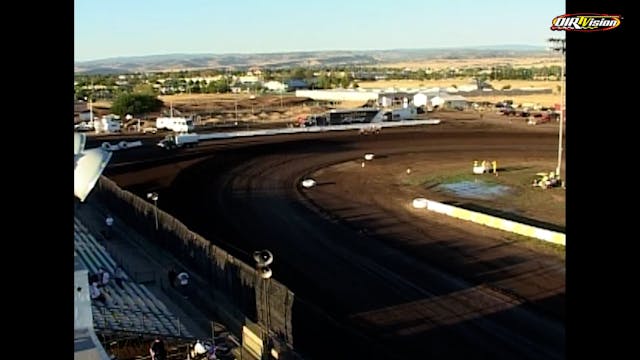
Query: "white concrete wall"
422 199 565 245
413 93 428 107
75 267 93 330
296 90 379 102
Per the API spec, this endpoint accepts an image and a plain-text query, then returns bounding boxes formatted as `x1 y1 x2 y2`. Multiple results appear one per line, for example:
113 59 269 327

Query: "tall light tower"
147 192 159 230
548 38 566 181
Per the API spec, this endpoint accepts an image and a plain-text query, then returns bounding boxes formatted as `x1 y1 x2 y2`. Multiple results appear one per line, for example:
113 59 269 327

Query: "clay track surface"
105 124 565 359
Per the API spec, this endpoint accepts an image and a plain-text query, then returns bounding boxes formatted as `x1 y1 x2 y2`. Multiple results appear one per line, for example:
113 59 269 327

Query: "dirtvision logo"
551 13 622 32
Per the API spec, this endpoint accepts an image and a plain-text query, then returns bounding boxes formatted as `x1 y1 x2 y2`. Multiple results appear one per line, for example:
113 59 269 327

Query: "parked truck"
157 133 199 149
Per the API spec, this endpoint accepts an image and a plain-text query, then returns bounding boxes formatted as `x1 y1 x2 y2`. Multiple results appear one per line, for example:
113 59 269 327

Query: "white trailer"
381 106 419 121
93 115 121 133
157 133 199 149
155 117 194 133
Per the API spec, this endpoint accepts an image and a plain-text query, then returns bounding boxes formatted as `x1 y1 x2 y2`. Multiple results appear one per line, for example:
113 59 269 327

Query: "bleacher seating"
74 216 193 338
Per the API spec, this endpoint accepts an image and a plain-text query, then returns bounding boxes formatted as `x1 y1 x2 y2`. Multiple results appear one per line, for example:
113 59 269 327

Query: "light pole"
549 38 566 182
147 192 159 230
253 250 273 360
280 74 284 109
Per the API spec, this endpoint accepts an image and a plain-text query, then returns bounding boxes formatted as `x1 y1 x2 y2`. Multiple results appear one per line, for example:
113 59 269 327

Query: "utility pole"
280 73 284 109
548 38 566 183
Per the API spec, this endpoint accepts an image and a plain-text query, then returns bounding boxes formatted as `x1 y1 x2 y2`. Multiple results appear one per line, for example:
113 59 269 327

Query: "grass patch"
403 163 565 227
403 170 501 187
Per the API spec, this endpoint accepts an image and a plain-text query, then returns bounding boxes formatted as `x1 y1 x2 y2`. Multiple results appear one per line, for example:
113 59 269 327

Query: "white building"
238 75 260 84
431 95 469 109
264 81 286 92
94 115 121 133
413 93 429 107
458 84 479 92
296 89 379 102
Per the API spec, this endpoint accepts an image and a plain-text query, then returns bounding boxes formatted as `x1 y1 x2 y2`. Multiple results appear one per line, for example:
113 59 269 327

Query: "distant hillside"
74 46 547 74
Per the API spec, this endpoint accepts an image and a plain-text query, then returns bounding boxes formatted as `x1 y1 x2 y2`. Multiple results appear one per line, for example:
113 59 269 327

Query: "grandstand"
74 208 242 359
75 215 200 359
74 132 263 360
75 216 193 338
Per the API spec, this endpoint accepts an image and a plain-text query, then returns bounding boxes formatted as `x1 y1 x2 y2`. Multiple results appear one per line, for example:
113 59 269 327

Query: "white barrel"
301 179 317 188
412 198 428 209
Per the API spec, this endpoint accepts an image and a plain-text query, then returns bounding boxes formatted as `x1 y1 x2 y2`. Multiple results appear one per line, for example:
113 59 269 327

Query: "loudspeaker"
253 250 274 267
74 133 113 202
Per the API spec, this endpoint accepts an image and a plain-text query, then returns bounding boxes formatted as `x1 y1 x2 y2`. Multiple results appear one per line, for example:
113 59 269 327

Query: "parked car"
74 122 94 132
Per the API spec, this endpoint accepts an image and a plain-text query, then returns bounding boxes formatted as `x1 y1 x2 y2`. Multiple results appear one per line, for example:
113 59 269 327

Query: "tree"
206 79 230 93
111 93 163 117
133 83 156 95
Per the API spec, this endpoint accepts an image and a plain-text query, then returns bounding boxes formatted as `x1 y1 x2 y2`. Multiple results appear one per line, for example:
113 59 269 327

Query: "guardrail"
417 198 565 246
198 120 440 141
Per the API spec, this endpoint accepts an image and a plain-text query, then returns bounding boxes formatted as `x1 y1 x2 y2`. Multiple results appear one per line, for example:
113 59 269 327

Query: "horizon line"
75 44 547 63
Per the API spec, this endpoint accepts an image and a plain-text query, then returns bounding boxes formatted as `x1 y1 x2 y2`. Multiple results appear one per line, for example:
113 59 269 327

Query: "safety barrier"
419 199 565 246
94 176 295 346
198 120 441 141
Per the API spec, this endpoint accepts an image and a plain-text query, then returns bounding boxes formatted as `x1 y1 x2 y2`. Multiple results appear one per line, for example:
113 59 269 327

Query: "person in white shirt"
104 215 114 239
177 272 189 286
176 272 190 298
90 282 106 304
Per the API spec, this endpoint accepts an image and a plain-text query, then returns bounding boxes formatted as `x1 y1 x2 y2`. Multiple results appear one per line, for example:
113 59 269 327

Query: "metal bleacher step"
76 216 196 339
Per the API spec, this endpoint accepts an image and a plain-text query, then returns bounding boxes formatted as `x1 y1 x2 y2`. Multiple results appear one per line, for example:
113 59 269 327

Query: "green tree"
133 83 156 95
207 79 230 93
111 93 163 117
291 67 306 79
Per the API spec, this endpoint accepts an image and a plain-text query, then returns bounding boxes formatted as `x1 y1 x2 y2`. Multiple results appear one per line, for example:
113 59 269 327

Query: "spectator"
176 271 190 298
90 282 106 304
149 338 167 360
101 269 111 287
190 340 207 359
104 215 114 239
88 272 100 285
96 268 105 287
113 267 125 289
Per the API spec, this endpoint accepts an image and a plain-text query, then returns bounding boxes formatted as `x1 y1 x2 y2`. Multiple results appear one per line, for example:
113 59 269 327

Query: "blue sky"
75 0 565 62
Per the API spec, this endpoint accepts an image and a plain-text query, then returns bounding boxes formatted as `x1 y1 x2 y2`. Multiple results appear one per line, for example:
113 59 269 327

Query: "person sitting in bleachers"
88 272 100 285
189 340 208 359
90 282 107 304
101 268 111 287
149 338 167 360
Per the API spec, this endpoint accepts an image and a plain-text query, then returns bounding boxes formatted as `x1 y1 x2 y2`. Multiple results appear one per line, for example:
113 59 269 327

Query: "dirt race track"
103 119 565 359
